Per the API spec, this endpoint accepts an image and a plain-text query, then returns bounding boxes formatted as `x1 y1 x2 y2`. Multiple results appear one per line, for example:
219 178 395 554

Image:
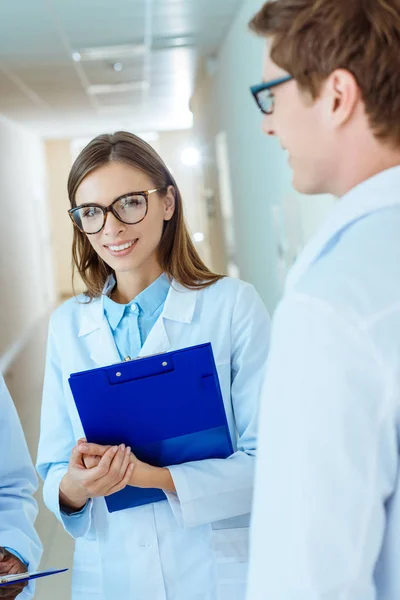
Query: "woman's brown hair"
68 131 224 299
249 0 400 146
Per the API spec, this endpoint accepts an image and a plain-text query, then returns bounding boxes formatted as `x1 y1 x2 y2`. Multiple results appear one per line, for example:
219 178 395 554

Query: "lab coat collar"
78 277 198 366
162 280 198 324
78 277 198 337
286 165 400 292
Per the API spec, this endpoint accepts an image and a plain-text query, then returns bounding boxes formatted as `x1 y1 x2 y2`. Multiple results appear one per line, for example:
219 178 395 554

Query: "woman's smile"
103 238 139 257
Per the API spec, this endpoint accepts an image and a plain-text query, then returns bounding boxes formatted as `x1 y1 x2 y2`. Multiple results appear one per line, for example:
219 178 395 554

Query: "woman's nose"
103 211 125 237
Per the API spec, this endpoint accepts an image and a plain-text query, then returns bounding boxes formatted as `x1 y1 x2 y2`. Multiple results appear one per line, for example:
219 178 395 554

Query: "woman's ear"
163 185 176 221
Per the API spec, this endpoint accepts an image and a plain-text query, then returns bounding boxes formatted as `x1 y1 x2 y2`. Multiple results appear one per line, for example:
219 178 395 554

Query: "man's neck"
333 145 400 198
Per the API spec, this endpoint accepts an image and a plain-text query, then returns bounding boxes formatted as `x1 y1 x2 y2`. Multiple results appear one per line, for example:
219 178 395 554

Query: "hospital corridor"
3 0 383 599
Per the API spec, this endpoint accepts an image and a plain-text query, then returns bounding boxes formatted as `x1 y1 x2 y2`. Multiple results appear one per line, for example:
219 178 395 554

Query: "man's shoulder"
293 205 400 326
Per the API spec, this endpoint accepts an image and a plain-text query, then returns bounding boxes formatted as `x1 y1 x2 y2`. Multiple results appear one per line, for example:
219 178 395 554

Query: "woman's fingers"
119 446 132 478
106 463 134 496
79 444 134 497
108 445 128 482
78 441 110 457
70 444 86 468
83 454 101 469
94 445 119 478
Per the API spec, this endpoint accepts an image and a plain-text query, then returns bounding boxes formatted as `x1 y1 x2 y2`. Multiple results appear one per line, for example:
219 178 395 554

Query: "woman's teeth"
108 240 137 252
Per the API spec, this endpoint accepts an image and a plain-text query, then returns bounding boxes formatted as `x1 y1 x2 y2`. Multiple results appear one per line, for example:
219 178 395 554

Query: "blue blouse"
103 273 170 360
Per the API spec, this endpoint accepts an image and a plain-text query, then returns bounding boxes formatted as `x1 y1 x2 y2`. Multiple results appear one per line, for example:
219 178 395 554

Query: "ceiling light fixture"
72 44 146 62
87 81 149 95
181 147 200 166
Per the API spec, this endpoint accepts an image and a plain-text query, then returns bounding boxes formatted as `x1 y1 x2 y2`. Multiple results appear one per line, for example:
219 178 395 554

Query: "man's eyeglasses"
250 75 294 115
68 188 166 234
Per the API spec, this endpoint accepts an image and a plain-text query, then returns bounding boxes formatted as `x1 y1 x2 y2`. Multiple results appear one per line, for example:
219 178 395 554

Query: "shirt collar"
103 273 171 331
286 165 400 292
103 295 125 331
79 277 199 337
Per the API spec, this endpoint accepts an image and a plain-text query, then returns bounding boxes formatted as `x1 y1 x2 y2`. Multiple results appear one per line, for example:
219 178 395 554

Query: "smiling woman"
67 131 223 300
36 130 271 600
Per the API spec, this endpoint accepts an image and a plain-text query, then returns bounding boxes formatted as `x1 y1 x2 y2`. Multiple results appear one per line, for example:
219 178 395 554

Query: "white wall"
192 0 335 312
45 139 86 300
157 130 213 269
0 115 54 372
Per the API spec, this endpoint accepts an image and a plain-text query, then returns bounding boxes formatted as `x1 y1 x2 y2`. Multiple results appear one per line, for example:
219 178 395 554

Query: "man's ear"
326 68 361 127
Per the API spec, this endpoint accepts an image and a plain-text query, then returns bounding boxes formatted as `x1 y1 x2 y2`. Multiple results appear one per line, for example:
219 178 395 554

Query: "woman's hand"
77 438 110 469
79 441 176 492
59 442 134 511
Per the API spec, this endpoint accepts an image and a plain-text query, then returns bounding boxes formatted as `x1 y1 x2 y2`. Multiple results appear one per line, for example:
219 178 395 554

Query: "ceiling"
0 0 243 138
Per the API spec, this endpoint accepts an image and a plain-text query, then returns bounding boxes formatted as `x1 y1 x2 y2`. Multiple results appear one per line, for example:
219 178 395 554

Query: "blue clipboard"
0 568 68 587
69 343 233 513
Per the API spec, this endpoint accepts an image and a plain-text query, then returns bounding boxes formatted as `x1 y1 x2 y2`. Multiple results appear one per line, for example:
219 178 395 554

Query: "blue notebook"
69 343 233 513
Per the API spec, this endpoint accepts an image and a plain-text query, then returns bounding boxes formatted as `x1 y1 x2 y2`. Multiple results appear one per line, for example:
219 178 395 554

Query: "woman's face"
75 161 175 276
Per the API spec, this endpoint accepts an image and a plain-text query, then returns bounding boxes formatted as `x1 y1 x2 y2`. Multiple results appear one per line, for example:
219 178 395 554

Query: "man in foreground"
247 1 400 598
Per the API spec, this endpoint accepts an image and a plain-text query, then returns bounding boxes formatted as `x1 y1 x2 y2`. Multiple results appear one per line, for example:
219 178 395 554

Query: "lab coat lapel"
88 321 121 366
138 280 198 357
78 295 120 366
139 315 171 357
78 277 198 362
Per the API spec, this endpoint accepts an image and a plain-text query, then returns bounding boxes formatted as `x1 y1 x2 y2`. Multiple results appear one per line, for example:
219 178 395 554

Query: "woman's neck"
112 264 164 304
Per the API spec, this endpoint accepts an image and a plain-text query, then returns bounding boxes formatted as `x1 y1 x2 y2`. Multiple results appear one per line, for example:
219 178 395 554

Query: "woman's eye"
122 197 140 208
82 207 99 218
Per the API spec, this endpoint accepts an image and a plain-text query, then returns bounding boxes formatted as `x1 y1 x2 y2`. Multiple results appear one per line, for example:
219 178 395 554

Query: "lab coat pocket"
211 527 249 584
72 536 104 599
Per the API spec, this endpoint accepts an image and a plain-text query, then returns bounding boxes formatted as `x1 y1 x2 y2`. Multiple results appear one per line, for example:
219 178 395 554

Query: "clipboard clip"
129 351 166 361
112 352 167 367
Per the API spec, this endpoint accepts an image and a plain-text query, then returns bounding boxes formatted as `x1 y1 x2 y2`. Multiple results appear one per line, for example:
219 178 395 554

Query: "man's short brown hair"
249 0 400 146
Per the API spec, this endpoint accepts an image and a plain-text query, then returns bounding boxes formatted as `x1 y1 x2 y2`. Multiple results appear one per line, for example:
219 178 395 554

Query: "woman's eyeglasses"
68 188 166 234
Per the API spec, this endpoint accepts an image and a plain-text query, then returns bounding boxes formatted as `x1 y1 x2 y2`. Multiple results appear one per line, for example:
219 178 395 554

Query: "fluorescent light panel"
87 81 149 95
73 44 146 62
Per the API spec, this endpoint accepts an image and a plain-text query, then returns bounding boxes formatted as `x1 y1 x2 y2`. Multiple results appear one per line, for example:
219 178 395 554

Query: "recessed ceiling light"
113 62 123 72
193 232 205 243
181 147 200 166
72 52 82 62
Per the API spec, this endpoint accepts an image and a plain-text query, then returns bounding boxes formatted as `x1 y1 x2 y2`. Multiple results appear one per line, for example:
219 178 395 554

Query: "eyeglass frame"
68 187 167 234
250 75 294 115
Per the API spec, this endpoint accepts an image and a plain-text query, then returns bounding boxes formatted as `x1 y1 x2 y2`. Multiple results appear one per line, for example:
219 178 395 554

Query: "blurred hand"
0 547 28 599
59 442 134 511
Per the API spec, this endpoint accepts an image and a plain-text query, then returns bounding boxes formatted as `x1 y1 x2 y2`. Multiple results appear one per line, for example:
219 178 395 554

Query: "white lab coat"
248 166 400 600
36 276 270 600
0 375 42 599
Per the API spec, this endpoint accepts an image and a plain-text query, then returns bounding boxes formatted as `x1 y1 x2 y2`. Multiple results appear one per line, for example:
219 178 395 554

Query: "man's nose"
262 114 276 136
